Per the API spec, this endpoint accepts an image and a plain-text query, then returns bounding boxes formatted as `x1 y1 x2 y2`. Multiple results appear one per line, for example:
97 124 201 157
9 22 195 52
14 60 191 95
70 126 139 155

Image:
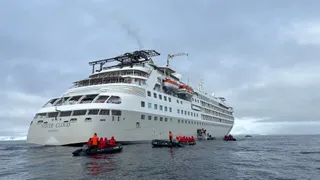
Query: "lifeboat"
163 77 180 90
177 84 194 95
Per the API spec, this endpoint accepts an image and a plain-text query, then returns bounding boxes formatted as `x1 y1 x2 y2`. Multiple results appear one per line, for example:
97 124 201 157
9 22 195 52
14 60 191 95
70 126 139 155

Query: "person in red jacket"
109 136 117 146
191 136 195 142
98 137 104 149
87 138 92 147
104 137 108 148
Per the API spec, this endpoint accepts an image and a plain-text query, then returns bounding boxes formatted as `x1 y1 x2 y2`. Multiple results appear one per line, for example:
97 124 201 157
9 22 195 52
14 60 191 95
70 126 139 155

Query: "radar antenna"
198 79 204 91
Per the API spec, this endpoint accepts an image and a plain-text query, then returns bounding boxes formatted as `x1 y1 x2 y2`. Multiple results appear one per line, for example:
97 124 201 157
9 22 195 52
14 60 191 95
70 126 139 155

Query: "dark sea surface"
0 135 319 180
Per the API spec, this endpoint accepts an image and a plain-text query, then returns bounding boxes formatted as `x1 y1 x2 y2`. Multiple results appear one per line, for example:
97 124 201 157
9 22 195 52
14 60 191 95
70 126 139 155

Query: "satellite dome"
173 73 182 80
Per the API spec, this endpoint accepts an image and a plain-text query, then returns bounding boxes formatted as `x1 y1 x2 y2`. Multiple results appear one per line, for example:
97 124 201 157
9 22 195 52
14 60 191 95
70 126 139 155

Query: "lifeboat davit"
177 84 194 95
163 77 180 90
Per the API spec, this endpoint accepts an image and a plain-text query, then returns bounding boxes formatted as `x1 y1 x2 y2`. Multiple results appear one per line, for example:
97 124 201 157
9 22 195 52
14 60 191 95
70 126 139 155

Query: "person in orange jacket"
91 133 99 149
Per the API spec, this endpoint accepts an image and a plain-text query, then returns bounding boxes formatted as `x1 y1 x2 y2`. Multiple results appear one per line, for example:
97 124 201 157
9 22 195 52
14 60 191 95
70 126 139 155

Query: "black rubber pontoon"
223 138 236 141
72 144 123 156
151 139 184 148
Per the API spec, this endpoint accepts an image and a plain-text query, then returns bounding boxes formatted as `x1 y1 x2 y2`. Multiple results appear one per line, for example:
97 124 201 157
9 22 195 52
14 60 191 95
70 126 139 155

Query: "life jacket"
92 135 99 146
177 136 181 142
191 136 195 142
169 132 173 139
104 137 108 148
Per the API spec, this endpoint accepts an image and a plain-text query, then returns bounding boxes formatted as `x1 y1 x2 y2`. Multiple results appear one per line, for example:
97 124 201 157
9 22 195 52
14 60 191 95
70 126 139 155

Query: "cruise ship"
26 50 235 146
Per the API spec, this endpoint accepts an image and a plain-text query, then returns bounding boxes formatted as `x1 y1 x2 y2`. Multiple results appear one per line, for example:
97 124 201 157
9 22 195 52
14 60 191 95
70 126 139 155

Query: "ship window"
188 121 190 124
88 109 100 115
153 93 157 98
177 109 180 114
178 119 180 123
168 97 171 102
181 120 184 123
37 120 43 124
36 113 47 118
148 103 152 108
148 115 152 120
99 109 109 115
164 96 167 101
141 114 145 120
188 111 190 116
169 107 172 112
154 104 158 110
191 112 193 116
55 97 70 106
67 96 82 105
70 118 77 122
48 112 58 118
112 110 121 116
177 100 179 103
80 94 98 104
180 101 182 104
85 118 92 122
60 111 72 117
165 106 168 111
107 96 121 104
170 118 172 122
160 117 163 121
184 111 187 115
181 110 183 114
147 91 151 96
43 98 59 107
159 95 162 100
165 118 168 122
94 95 109 103
154 116 158 121
141 101 145 107
160 105 163 111
73 110 87 116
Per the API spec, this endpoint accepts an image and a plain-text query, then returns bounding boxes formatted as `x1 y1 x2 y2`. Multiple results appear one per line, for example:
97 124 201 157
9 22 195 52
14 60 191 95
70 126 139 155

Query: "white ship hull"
26 110 232 145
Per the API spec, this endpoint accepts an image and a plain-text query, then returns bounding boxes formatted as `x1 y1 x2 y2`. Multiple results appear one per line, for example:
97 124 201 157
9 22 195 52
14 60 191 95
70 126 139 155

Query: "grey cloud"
1 0 320 136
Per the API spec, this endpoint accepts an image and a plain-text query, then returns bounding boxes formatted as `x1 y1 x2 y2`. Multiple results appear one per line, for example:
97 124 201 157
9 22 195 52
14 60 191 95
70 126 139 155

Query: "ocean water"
0 135 319 180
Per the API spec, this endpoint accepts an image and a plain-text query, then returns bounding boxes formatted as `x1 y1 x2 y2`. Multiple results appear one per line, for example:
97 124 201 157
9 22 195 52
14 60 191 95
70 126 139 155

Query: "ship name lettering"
41 123 71 128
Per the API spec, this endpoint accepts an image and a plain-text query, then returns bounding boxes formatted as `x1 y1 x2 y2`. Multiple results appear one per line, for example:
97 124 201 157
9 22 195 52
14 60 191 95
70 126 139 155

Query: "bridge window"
35 113 47 118
159 95 162 100
94 95 109 103
168 97 171 102
160 105 163 111
153 93 157 98
60 111 72 117
169 107 172 112
99 109 110 115
154 104 158 110
43 98 59 107
164 96 167 101
73 110 87 116
67 96 82 105
55 97 70 106
147 91 151 97
148 103 152 108
165 106 168 111
88 109 100 115
112 110 121 116
80 94 98 104
48 112 58 118
107 96 121 104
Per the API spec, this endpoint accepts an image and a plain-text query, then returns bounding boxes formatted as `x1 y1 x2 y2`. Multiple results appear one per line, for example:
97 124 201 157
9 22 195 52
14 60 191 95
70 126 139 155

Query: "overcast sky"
1 0 320 136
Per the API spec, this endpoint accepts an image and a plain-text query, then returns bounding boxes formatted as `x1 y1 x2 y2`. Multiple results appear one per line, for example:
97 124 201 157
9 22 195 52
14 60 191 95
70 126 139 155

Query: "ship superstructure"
26 50 234 145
